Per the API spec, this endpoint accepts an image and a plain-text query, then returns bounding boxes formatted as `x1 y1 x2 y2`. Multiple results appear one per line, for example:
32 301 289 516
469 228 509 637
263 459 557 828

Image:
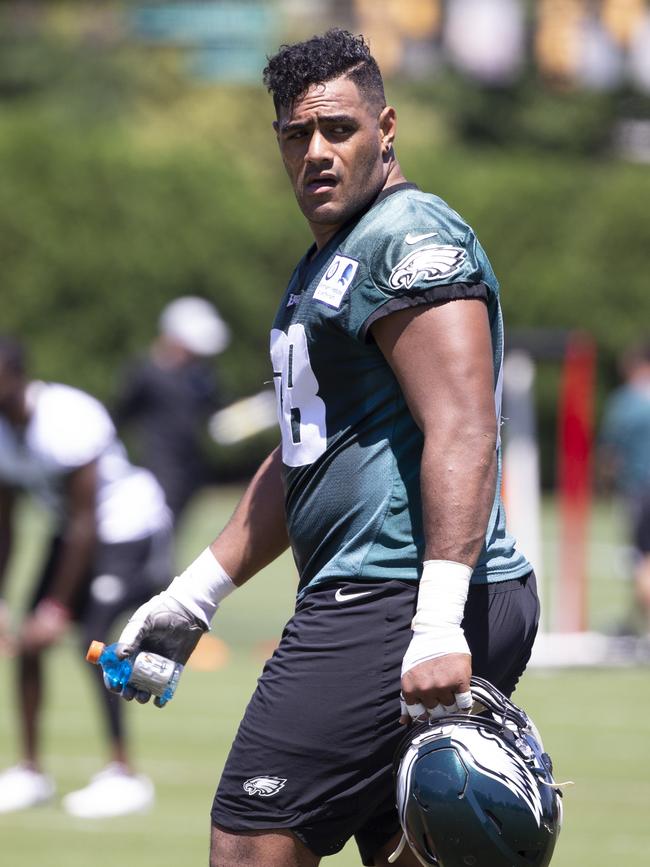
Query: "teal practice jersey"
270 184 531 596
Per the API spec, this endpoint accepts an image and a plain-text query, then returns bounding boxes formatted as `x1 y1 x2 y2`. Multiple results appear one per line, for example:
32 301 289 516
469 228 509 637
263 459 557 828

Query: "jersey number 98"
270 325 327 467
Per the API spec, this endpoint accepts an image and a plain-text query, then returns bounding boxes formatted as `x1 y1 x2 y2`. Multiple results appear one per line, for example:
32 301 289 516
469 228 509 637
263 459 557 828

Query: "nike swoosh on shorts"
334 588 373 602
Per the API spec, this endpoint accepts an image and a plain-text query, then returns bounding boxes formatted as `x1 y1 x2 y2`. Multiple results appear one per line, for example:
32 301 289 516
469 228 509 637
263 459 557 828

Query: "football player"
108 29 539 866
0 336 172 818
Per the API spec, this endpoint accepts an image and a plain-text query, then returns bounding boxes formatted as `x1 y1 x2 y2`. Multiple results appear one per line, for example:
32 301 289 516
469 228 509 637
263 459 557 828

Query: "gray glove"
112 593 207 707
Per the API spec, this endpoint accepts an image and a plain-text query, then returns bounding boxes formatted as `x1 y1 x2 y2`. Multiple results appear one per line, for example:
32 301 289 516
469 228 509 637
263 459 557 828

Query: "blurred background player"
0 336 172 817
599 340 650 637
113 296 230 526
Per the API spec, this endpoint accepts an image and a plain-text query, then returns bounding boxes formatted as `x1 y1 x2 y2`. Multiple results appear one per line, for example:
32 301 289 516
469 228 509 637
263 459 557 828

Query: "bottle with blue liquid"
86 640 183 706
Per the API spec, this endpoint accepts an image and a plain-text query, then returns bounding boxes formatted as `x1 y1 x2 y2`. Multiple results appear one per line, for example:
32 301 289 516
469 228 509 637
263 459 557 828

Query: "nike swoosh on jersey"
404 231 439 245
334 588 373 602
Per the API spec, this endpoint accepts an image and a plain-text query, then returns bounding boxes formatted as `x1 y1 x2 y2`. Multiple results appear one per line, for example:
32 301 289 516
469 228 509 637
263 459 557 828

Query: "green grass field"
1 487 649 866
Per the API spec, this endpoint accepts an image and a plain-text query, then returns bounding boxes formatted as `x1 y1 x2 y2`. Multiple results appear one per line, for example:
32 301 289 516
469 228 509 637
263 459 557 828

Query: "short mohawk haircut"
263 28 386 114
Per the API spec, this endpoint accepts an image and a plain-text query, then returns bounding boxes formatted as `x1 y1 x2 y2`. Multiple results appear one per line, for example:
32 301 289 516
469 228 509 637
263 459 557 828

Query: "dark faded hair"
0 335 26 374
263 28 386 114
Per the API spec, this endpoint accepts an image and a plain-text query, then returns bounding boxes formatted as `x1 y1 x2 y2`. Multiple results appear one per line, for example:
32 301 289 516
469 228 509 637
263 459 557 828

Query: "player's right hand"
109 594 207 707
400 651 472 724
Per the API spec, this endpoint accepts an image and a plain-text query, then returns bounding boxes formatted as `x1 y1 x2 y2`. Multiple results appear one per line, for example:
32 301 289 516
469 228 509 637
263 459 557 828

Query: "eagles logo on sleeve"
242 776 287 797
389 243 467 290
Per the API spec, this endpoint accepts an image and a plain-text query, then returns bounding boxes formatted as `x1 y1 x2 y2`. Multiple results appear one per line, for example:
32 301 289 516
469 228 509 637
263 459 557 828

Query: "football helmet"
392 677 563 867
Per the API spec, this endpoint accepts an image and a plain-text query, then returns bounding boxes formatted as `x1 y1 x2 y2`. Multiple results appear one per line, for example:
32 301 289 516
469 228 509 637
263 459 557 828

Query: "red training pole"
556 333 596 633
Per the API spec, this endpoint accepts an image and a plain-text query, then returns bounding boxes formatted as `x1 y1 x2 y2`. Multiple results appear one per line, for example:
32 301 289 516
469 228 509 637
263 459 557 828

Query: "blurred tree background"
1 0 649 482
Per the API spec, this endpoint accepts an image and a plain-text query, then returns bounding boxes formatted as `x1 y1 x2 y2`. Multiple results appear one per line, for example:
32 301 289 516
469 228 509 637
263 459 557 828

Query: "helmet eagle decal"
455 727 545 827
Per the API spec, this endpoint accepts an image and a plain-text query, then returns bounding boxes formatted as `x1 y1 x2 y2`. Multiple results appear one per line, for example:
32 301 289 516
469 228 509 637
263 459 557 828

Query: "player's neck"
309 162 409 252
382 159 408 191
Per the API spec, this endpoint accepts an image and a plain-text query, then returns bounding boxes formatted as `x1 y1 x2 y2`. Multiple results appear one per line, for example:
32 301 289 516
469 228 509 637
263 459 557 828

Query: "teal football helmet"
392 677 563 867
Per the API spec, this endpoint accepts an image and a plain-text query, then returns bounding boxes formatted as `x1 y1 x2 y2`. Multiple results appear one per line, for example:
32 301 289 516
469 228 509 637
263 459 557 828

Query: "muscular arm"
210 445 289 586
372 299 497 565
371 298 498 714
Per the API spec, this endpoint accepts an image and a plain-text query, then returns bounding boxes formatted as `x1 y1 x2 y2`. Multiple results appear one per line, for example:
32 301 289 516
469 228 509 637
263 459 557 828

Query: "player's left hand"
400 652 472 725
19 599 71 652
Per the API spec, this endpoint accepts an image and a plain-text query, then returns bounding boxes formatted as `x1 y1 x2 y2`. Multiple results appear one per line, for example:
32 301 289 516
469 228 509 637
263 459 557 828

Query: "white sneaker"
62 763 154 819
0 764 55 813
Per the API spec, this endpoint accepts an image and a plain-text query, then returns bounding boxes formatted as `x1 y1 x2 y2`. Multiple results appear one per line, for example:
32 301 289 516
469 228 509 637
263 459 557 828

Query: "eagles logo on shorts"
243 776 287 797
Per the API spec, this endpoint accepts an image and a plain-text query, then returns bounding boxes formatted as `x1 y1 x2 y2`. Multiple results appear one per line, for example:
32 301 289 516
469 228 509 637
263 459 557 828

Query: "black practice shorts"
211 572 539 865
29 528 172 628
632 492 650 555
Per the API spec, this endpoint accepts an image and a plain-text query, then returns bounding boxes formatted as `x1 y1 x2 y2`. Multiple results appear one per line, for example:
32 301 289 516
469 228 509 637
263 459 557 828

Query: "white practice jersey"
0 382 170 544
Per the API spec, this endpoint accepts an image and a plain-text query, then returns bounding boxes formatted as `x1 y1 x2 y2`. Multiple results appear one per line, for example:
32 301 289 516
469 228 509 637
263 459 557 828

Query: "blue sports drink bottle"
86 640 183 706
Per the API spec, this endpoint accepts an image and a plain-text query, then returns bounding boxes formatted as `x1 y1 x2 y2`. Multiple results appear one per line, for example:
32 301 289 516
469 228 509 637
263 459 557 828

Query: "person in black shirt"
114 297 230 523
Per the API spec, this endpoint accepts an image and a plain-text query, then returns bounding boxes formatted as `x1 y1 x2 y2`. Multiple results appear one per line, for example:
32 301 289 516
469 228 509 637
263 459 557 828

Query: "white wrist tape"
401 559 472 677
165 547 236 627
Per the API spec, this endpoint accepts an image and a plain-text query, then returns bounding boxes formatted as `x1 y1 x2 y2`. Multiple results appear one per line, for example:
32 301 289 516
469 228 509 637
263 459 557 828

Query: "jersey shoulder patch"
365 192 482 297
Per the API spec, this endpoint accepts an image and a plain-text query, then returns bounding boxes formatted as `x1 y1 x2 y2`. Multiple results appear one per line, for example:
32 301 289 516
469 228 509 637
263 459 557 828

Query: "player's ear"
379 105 396 154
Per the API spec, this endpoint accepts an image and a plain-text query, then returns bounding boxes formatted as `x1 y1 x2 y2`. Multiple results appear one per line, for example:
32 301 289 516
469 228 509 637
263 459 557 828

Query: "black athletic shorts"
211 572 539 865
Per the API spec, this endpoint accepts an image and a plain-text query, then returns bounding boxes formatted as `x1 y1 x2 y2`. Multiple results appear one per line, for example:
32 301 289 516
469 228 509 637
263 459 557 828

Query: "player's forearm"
210 446 289 585
420 422 497 567
161 447 288 628
47 514 97 608
400 422 496 694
